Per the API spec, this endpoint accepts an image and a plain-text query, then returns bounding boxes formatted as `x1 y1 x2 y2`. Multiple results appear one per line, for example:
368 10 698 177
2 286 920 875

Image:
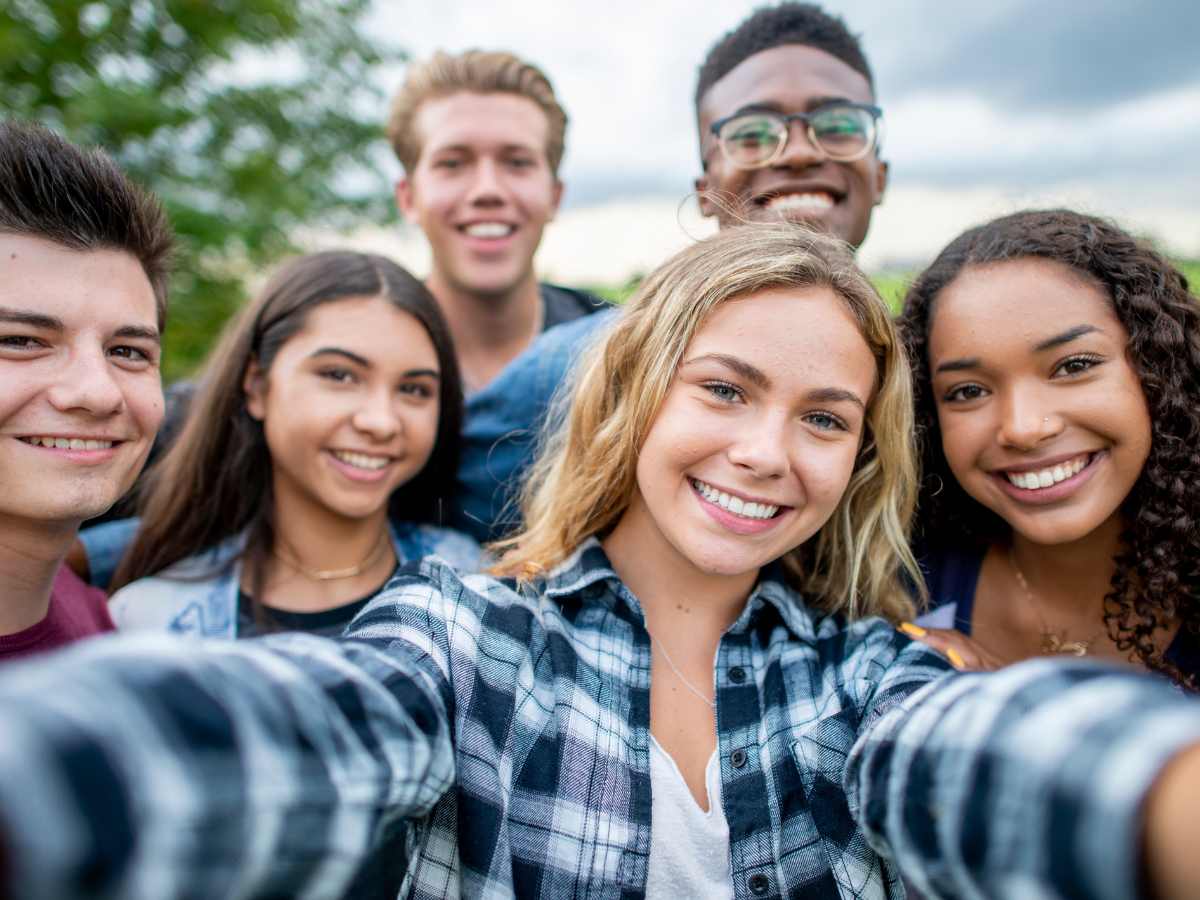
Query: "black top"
919 543 1200 679
236 566 398 638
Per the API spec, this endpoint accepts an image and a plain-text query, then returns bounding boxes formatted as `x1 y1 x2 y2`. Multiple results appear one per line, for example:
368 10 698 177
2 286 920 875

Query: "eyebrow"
309 347 439 379
934 356 981 375
683 354 865 408
731 96 854 117
0 307 159 341
684 353 770 389
1033 324 1100 352
0 307 62 330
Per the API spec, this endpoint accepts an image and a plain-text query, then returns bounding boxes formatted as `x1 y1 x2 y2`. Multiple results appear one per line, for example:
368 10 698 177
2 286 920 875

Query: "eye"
0 335 45 351
703 381 744 403
506 156 536 169
943 383 989 403
109 345 154 365
1053 354 1103 377
318 367 356 384
804 411 848 432
398 382 435 399
432 157 463 170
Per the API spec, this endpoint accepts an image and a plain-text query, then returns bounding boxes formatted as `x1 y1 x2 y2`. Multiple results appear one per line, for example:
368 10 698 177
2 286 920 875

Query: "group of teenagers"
2 3 1200 899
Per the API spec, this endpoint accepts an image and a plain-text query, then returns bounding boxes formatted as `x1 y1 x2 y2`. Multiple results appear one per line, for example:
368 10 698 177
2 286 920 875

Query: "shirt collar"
541 538 820 644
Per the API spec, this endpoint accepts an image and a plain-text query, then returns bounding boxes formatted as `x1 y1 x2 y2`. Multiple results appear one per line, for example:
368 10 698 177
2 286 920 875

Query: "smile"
330 450 392 471
18 436 117 450
763 191 833 212
1003 453 1092 490
461 222 515 238
690 478 781 520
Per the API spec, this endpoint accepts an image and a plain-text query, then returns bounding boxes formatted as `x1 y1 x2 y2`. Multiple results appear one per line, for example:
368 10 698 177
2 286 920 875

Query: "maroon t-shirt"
0 565 114 662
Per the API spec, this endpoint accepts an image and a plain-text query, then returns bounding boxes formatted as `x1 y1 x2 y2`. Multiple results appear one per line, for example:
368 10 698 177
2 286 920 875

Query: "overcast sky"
358 0 1200 276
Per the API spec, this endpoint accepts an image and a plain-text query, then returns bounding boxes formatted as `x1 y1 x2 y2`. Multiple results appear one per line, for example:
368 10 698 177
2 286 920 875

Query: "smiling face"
0 235 164 529
618 286 876 587
243 296 441 527
928 258 1152 547
395 91 563 301
695 44 887 247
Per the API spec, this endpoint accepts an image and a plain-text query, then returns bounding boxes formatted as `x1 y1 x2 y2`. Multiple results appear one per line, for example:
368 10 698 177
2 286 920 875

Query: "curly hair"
695 3 873 110
897 209 1200 688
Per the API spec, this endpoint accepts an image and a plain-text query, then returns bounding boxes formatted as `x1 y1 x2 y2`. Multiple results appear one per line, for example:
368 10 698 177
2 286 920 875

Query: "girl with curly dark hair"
896 209 1200 688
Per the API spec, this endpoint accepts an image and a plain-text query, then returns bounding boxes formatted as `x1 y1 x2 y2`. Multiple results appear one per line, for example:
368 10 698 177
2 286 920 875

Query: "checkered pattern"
1 538 1198 899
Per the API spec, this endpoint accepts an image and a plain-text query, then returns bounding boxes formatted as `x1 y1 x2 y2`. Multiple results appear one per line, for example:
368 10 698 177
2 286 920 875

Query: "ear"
395 177 415 219
548 177 564 221
242 359 267 421
695 172 716 219
873 158 889 205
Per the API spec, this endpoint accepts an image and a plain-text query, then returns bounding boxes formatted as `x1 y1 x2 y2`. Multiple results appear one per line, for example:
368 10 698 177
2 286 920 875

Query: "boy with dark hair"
0 121 170 660
693 2 888 248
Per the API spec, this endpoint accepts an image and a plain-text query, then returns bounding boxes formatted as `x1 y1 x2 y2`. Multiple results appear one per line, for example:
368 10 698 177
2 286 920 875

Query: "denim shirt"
108 522 482 639
3 539 1198 899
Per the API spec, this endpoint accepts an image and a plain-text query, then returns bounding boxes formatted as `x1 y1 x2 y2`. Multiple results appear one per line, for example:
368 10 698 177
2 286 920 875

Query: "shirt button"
729 666 746 684
749 873 770 895
730 748 748 769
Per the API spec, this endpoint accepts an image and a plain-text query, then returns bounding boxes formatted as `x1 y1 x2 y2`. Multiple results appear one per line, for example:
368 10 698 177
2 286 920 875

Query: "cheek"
128 377 165 435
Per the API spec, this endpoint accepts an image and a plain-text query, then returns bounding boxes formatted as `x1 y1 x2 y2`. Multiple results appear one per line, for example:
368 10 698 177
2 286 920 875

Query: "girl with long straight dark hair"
108 250 478 638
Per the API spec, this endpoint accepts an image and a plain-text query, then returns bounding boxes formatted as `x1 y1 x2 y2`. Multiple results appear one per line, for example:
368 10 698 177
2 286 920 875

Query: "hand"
1144 742 1200 900
898 623 1006 672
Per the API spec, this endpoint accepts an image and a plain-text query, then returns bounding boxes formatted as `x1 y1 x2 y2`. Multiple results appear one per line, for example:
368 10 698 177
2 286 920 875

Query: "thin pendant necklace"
1008 548 1098 657
273 530 391 582
647 630 716 708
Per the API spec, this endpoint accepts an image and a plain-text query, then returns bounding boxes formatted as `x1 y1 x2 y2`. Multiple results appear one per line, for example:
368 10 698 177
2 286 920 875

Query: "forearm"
851 660 1200 900
0 631 454 899
1144 742 1200 900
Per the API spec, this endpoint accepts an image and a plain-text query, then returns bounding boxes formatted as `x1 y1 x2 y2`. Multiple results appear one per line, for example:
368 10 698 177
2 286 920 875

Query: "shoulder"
915 541 985 614
539 282 611 328
391 523 483 572
109 542 242 637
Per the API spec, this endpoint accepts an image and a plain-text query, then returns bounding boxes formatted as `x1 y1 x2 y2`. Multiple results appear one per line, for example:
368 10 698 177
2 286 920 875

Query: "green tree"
0 0 403 380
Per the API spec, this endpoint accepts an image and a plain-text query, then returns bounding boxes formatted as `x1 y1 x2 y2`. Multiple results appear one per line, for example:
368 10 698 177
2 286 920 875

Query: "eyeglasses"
709 102 883 169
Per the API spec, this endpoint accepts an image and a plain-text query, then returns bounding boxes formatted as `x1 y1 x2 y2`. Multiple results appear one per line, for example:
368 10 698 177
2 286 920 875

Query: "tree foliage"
0 0 404 379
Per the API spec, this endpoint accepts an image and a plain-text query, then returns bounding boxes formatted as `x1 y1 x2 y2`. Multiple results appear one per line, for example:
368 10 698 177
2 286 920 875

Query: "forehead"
0 233 157 328
413 91 550 157
285 296 438 364
699 44 875 127
689 285 876 392
929 258 1122 357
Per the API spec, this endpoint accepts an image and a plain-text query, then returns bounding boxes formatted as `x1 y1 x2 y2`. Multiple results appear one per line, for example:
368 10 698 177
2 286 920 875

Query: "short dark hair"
695 3 874 109
0 120 173 328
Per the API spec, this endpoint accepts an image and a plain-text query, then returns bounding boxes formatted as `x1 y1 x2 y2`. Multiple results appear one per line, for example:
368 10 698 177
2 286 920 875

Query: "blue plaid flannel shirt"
1 538 1199 899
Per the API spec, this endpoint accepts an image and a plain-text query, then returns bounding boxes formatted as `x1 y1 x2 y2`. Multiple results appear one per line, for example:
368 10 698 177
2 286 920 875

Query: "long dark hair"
898 209 1200 687
111 250 463 592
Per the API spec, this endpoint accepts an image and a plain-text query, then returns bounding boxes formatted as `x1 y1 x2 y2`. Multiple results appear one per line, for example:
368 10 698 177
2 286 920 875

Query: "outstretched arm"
0 623 454 898
850 659 1200 899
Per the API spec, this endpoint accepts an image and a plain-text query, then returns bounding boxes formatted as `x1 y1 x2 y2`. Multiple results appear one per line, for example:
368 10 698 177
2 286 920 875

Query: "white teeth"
464 222 514 238
691 479 779 520
20 437 114 450
332 450 390 471
765 192 833 212
1005 454 1090 491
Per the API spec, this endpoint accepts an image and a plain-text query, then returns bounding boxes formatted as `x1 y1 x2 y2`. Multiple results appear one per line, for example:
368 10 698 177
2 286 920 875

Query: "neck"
0 518 78 635
1009 516 1123 618
602 502 753 647
426 269 542 391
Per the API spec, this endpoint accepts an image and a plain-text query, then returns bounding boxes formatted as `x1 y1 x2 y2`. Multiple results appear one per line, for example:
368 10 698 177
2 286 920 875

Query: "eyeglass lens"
718 105 876 166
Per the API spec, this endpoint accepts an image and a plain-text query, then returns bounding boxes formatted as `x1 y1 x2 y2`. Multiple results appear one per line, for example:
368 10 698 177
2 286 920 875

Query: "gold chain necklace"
272 530 391 582
647 630 716 708
1008 548 1099 656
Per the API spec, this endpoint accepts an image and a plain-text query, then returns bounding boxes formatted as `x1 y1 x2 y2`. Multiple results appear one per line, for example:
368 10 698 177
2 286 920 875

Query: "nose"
465 158 505 206
773 117 825 169
725 410 790 479
352 387 401 441
45 346 124 417
996 386 1061 450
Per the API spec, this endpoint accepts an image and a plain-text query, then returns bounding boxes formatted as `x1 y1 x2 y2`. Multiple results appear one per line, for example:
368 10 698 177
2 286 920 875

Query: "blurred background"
3 0 1198 381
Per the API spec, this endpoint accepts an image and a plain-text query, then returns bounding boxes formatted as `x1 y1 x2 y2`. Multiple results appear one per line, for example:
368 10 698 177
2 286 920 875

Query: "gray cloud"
884 0 1200 110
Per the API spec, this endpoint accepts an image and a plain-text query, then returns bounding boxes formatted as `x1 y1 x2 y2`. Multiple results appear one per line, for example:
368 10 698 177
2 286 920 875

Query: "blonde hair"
492 223 922 622
386 49 568 174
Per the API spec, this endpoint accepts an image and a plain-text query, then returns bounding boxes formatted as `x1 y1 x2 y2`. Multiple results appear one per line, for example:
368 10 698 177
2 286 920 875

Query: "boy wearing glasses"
694 2 888 249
